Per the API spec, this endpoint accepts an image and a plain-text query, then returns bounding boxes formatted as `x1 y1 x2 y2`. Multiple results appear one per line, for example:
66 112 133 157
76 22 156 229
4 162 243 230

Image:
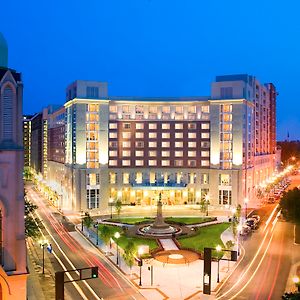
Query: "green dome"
0 32 8 68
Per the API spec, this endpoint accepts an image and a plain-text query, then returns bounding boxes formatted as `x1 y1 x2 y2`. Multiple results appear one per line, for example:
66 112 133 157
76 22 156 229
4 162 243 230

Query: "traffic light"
91 267 98 278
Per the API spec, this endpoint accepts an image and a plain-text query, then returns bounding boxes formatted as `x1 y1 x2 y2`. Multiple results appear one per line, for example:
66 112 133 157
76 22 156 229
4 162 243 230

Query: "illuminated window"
201 106 209 113
175 142 183 148
122 132 131 139
136 172 143 183
201 123 209 130
87 123 100 130
175 132 183 139
136 123 144 130
175 151 183 157
109 172 117 184
162 133 170 139
149 123 157 129
162 106 170 113
135 150 144 157
175 106 183 113
150 172 156 184
135 141 144 148
175 123 183 129
149 106 157 113
200 173 209 184
201 160 209 167
135 132 144 138
123 173 129 184
109 132 117 139
175 160 183 166
109 160 117 166
201 132 209 139
109 105 117 113
222 104 232 113
122 150 131 157
188 142 196 148
149 150 157 157
87 104 99 112
223 124 232 131
162 141 170 147
201 151 209 157
188 132 196 139
188 106 196 113
162 123 170 130
149 132 157 138
223 142 232 151
188 151 196 157
223 114 232 122
188 123 197 129
122 105 130 113
189 173 196 184
219 174 232 186
122 160 130 166
149 141 157 147
149 160 157 166
221 133 232 141
122 141 131 148
162 160 170 166
201 141 210 148
176 173 182 184
135 105 144 114
136 160 144 166
109 150 117 157
222 162 232 169
162 151 170 157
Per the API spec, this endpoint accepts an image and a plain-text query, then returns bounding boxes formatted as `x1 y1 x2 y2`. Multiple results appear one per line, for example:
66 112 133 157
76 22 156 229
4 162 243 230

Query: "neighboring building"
44 75 277 213
0 32 27 299
23 115 33 168
30 112 43 175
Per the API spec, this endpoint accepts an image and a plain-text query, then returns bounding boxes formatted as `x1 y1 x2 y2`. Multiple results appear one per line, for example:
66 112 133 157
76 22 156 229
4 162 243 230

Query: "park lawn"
108 217 154 224
98 224 158 251
165 217 215 225
178 223 231 254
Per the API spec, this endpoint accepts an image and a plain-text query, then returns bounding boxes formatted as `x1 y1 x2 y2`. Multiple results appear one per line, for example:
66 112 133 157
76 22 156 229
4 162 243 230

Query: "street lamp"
138 246 144 286
39 239 48 274
292 276 300 292
244 198 249 219
95 222 99 246
237 224 242 256
114 231 120 266
216 245 222 283
205 194 210 216
109 198 114 219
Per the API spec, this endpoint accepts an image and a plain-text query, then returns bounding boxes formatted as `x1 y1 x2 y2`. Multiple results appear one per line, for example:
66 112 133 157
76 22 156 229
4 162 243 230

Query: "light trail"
263 204 279 233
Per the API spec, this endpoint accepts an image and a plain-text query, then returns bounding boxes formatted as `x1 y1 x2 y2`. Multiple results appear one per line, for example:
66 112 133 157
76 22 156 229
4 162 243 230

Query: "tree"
123 240 136 271
115 200 122 218
98 225 112 247
83 214 93 237
280 188 300 223
24 193 41 239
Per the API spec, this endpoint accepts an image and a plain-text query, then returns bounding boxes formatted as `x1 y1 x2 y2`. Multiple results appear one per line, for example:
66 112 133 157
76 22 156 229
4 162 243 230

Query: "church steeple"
0 32 8 68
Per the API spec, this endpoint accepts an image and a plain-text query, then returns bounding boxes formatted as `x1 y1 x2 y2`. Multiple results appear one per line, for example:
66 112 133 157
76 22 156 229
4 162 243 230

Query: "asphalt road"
27 184 144 300
216 175 300 300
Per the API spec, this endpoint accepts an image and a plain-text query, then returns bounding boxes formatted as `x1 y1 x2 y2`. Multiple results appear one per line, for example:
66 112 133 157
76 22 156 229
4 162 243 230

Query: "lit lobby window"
150 172 156 184
123 173 130 184
136 172 143 184
109 172 117 184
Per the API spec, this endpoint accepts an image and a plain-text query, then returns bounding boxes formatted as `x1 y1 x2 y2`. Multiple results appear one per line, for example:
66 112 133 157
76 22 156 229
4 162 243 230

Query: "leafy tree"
98 225 112 246
83 214 93 237
123 240 136 271
115 200 122 218
280 188 300 223
225 240 235 250
24 193 41 239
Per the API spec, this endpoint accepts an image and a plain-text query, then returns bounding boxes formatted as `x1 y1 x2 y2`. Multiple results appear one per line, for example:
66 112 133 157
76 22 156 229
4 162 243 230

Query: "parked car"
239 224 251 236
245 218 257 229
251 214 261 223
268 197 275 203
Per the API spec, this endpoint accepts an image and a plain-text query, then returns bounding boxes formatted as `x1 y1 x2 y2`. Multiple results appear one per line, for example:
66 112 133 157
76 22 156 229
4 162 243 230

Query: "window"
162 106 170 113
188 142 197 148
109 141 117 148
150 172 156 184
122 160 130 166
135 105 144 114
220 87 233 99
122 132 131 139
219 190 232 205
223 114 232 122
175 132 183 139
162 133 170 139
86 87 99 98
222 104 232 113
188 123 197 129
162 141 170 147
201 141 210 148
201 151 209 157
175 106 183 113
219 174 232 186
188 160 197 167
135 150 144 157
123 123 131 129
188 132 196 139
201 132 209 139
162 151 170 157
109 160 117 166
162 160 170 166
135 132 144 138
149 150 157 157
200 173 209 184
175 151 183 157
122 105 130 113
136 160 144 166
135 141 144 148
221 133 232 141
201 160 209 167
201 123 210 130
136 123 144 130
87 189 99 209
175 123 183 130
109 132 117 139
149 123 157 130
176 173 182 184
188 106 196 113
123 173 129 184
122 150 131 156
109 172 117 184
122 141 131 147
201 106 209 113
174 160 183 166
223 124 232 131
149 160 157 166
136 172 143 184
149 132 157 139
109 105 117 113
188 151 196 157
175 142 183 148
149 106 157 113
162 123 170 130
189 173 196 184
109 150 117 157
109 123 118 129
149 141 157 147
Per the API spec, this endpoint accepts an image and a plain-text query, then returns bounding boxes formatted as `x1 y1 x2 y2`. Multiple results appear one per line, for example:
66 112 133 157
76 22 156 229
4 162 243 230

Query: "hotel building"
43 75 278 212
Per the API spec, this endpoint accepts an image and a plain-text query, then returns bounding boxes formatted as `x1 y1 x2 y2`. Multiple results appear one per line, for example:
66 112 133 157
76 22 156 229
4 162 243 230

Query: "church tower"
0 32 27 299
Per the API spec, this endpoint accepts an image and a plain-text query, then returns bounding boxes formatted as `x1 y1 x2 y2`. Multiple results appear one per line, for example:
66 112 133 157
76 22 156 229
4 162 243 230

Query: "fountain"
138 193 182 237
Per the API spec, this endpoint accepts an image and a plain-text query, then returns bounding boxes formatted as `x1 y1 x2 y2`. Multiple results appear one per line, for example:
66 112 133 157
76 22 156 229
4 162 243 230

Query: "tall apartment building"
44 75 277 212
23 115 33 168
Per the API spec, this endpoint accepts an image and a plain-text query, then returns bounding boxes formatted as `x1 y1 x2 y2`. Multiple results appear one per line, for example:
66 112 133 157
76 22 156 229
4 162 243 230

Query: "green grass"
165 217 216 225
178 223 231 254
98 224 158 251
107 217 154 224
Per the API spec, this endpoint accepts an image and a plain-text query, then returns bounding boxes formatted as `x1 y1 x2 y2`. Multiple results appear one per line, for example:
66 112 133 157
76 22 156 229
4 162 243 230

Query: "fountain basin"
138 224 182 237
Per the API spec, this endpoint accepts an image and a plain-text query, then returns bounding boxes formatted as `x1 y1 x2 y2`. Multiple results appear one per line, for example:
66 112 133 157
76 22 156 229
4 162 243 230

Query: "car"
245 218 257 229
239 224 251 236
268 197 275 203
251 214 260 223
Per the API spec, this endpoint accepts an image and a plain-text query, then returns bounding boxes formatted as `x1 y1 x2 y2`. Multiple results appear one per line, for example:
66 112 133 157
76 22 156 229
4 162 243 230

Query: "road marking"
263 204 279 233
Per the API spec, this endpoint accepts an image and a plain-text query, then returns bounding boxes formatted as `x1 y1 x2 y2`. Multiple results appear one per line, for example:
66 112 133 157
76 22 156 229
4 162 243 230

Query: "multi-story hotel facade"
43 75 278 213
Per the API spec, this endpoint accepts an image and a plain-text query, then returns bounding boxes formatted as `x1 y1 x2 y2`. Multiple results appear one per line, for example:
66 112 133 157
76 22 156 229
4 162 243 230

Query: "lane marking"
263 204 279 233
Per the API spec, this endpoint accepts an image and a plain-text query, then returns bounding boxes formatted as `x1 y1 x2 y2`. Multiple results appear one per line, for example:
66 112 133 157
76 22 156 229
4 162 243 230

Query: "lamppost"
95 222 99 246
39 239 48 274
109 198 114 219
244 198 249 219
114 232 120 266
138 246 144 286
216 245 222 283
237 224 242 256
81 211 85 231
205 194 210 216
292 276 300 292
231 207 237 235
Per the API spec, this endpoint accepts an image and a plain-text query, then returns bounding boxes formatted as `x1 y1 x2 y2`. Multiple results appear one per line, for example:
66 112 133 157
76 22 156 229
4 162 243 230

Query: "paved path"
159 239 179 250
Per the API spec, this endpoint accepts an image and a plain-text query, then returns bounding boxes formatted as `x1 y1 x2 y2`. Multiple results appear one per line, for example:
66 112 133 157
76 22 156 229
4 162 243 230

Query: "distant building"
23 115 33 168
42 75 278 213
0 32 27 299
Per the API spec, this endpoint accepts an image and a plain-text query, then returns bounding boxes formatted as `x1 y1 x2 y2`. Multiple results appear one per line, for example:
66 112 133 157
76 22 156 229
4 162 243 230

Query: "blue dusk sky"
1 0 299 140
